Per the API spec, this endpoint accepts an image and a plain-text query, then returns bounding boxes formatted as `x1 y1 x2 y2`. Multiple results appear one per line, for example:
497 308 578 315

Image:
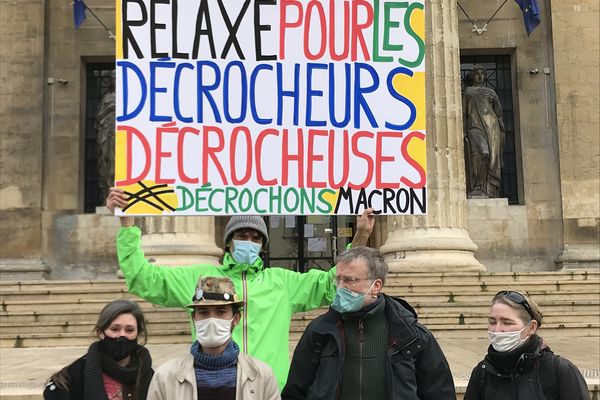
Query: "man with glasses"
283 247 455 400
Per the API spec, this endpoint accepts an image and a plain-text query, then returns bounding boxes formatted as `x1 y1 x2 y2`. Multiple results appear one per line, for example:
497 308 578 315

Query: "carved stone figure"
95 71 116 201
462 65 505 198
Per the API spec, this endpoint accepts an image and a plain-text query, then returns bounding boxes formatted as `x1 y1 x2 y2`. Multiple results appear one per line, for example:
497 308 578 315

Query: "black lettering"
171 0 188 59
367 190 382 214
410 188 426 214
217 0 250 59
192 0 216 59
122 0 147 58
150 0 169 58
254 0 277 61
396 188 409 213
383 188 397 213
355 188 369 212
335 187 353 213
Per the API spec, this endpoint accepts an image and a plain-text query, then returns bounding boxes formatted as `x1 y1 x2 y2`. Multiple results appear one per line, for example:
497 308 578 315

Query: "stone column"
379 0 484 272
139 216 222 266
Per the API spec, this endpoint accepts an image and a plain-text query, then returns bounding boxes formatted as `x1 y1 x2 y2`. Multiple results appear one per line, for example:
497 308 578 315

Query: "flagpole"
82 1 115 40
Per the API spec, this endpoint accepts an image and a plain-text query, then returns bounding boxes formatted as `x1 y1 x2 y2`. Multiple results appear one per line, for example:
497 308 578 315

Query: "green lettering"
383 2 406 52
176 186 194 211
317 189 335 213
283 187 299 213
373 0 392 62
398 3 424 67
225 187 239 213
254 188 268 214
208 188 224 212
238 189 253 212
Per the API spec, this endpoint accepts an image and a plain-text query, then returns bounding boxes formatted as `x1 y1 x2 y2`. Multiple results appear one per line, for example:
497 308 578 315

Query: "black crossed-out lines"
122 181 176 213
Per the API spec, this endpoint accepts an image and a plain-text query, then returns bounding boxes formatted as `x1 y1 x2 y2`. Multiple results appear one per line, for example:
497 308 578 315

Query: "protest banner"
115 0 426 215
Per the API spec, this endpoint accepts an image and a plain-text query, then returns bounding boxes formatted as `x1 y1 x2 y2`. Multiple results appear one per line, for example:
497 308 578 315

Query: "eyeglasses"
494 291 534 320
333 276 371 286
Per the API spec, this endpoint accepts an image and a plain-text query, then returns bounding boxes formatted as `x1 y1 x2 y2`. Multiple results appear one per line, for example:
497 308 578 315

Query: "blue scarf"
190 340 239 400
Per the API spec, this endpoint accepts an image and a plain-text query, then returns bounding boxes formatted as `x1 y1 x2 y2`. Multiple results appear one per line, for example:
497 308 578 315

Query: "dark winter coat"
43 342 153 400
282 294 456 400
465 335 590 400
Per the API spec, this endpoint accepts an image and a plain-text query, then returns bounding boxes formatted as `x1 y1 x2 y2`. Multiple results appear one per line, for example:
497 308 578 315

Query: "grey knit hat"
223 216 269 247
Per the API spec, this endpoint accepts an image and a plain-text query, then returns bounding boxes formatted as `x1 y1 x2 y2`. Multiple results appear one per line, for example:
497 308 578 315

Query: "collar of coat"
222 253 264 273
173 353 261 385
311 294 424 355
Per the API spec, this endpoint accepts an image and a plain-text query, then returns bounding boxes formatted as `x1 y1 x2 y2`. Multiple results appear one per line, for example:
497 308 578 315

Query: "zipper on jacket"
242 271 248 353
359 319 364 400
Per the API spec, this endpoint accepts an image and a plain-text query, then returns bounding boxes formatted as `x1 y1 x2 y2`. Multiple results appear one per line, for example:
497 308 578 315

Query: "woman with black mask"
44 299 154 400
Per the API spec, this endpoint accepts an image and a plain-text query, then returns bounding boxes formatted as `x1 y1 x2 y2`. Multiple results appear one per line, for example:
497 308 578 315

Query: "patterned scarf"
190 340 239 400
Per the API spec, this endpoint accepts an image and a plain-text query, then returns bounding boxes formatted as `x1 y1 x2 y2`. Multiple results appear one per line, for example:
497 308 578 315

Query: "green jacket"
117 226 337 389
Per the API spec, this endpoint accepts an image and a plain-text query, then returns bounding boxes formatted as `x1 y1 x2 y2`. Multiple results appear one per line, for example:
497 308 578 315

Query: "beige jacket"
147 352 281 400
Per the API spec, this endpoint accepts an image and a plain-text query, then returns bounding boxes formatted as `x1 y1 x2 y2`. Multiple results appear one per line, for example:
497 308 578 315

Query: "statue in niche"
95 70 116 202
462 65 505 198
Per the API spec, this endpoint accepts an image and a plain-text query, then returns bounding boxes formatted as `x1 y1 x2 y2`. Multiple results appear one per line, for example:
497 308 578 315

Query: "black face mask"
99 335 138 361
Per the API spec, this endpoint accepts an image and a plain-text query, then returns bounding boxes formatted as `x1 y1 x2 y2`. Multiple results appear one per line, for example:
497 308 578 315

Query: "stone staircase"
1 270 599 348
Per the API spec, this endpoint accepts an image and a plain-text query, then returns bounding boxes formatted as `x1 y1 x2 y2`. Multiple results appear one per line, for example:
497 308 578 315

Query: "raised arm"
106 187 207 308
350 207 375 247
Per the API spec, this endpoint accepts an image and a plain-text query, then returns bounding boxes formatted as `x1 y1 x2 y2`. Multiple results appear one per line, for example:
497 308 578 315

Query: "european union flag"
74 0 87 29
514 0 540 35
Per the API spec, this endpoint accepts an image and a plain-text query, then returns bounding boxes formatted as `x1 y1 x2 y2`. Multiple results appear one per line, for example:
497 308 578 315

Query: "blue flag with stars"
74 0 87 29
514 0 540 35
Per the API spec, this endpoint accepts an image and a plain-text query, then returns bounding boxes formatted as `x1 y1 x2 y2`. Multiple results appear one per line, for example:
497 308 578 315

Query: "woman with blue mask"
465 291 589 400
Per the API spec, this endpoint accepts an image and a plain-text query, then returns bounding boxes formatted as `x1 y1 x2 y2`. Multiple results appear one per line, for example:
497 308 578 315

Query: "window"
460 54 519 204
84 63 115 212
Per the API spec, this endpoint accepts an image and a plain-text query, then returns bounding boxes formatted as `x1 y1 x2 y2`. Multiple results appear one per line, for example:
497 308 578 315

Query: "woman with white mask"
147 276 280 400
465 291 589 400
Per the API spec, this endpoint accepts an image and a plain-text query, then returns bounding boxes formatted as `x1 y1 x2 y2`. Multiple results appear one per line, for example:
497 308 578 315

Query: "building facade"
1 0 598 279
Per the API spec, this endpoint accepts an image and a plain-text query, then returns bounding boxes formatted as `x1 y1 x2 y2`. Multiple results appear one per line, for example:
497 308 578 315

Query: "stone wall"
0 1 597 277
550 1 600 268
457 0 566 271
0 0 45 262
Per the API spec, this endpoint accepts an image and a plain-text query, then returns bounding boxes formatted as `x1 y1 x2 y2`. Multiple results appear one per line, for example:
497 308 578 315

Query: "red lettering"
348 130 374 189
328 129 349 188
351 0 373 61
376 131 403 189
115 125 151 186
230 126 253 185
279 0 303 59
202 126 228 185
401 131 426 188
307 129 328 188
281 128 305 187
177 126 200 184
256 128 279 185
330 0 350 61
304 0 327 60
155 122 177 184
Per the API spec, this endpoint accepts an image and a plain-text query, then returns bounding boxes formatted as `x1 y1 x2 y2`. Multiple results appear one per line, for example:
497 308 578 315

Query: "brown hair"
492 291 543 328
47 300 147 391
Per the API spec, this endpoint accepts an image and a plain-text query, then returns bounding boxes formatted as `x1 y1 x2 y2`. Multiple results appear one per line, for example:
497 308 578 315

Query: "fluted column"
380 0 484 272
139 216 222 266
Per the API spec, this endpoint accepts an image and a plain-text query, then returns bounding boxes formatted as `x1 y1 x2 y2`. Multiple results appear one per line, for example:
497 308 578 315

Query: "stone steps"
3 310 598 335
1 270 598 348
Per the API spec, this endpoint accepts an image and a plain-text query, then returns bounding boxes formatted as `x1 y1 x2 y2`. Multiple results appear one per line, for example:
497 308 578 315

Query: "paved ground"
1 337 598 398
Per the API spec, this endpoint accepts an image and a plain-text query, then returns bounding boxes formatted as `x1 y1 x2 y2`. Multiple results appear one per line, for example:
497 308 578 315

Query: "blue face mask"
331 281 375 314
231 240 261 265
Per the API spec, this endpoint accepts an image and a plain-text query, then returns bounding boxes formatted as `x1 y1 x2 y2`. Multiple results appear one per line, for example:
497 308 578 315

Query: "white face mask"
488 323 530 352
194 317 233 348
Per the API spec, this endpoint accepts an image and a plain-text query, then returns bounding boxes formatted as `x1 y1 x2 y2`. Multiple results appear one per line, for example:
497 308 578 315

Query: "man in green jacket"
107 188 375 388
